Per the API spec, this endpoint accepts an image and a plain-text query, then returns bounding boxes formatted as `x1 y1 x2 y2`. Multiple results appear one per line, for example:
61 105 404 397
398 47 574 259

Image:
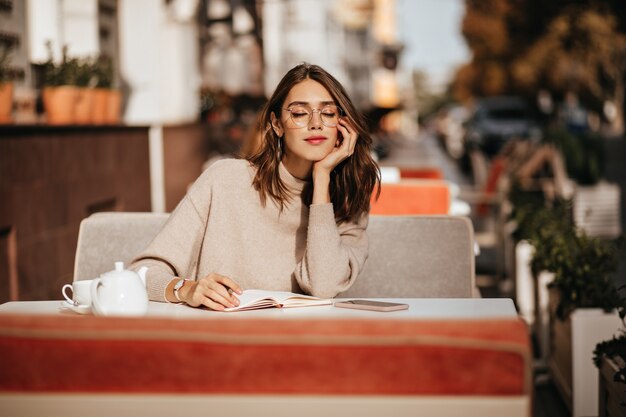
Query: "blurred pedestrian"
132 63 380 310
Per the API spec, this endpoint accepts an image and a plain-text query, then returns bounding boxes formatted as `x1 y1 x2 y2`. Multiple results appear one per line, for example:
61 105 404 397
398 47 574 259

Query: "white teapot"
90 262 149 316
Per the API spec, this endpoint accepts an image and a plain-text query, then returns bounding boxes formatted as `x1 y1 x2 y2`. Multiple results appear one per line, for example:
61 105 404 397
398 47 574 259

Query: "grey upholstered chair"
73 212 476 298
73 212 169 282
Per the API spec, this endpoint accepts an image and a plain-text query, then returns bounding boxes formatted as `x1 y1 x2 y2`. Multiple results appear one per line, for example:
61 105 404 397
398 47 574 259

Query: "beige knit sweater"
131 159 369 302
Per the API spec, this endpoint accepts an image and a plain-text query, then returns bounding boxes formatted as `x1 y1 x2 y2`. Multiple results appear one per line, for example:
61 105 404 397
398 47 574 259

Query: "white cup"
62 280 93 306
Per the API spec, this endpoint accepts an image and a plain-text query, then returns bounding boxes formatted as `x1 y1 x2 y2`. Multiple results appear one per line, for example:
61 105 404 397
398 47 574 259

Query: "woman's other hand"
180 273 243 310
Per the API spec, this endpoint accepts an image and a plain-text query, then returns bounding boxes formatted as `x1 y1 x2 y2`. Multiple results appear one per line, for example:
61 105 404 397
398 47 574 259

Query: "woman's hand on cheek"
181 273 243 310
313 118 358 175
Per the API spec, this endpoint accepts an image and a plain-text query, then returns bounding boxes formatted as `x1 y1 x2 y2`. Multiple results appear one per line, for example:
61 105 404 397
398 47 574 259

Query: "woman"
132 63 380 310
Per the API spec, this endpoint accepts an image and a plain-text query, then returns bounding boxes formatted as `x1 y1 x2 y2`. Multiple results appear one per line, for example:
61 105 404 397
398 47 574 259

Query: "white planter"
515 240 535 325
535 271 554 362
514 241 555 363
550 306 623 417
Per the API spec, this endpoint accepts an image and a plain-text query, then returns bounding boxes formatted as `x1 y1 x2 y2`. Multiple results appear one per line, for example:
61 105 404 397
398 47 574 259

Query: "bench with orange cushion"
73 213 477 299
0 313 531 416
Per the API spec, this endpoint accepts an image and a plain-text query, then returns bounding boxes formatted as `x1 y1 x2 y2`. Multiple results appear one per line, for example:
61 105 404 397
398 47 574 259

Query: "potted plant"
541 223 625 417
92 55 120 124
508 179 626 416
42 43 79 125
73 57 96 124
0 43 15 124
594 331 626 417
504 128 625 415
546 232 625 321
508 183 567 359
91 55 110 124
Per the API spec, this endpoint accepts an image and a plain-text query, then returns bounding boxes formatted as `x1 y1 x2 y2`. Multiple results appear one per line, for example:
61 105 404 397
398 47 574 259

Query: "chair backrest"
339 215 475 298
74 213 476 298
370 181 451 215
573 181 622 238
73 212 169 281
399 167 444 180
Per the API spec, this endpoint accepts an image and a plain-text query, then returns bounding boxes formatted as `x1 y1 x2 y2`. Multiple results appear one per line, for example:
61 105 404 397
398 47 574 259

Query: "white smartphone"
334 299 409 312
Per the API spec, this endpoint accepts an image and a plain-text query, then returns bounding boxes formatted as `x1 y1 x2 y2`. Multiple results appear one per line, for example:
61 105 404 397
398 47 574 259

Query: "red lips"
305 136 327 145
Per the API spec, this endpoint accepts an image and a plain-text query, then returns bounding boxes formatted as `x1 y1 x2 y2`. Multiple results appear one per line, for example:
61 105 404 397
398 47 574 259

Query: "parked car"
463 96 541 157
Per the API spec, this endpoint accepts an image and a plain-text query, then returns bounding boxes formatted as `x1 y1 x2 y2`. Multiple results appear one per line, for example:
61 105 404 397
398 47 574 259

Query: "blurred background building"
1 0 432 130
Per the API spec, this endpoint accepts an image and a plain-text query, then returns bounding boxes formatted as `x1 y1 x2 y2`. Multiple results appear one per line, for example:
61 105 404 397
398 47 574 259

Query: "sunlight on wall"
118 0 200 125
27 0 99 63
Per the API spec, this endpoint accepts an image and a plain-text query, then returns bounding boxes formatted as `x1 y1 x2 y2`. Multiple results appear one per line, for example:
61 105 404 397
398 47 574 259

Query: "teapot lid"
101 261 128 277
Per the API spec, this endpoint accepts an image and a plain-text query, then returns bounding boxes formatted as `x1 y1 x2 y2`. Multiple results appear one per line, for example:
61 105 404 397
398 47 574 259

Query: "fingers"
218 275 243 295
190 273 242 310
337 118 357 156
312 119 358 175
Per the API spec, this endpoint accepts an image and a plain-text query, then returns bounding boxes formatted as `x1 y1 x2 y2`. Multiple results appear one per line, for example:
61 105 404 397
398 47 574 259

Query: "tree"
512 8 626 133
454 0 626 134
452 0 513 99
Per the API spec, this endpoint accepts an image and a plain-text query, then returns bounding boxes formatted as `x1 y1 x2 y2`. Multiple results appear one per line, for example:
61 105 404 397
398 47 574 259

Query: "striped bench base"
0 315 530 396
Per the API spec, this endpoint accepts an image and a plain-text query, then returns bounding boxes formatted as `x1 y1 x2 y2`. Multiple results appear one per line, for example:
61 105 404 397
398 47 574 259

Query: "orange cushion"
399 167 444 180
0 314 530 396
371 182 450 215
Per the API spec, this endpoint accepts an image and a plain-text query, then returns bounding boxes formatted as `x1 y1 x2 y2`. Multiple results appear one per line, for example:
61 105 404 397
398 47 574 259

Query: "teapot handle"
90 278 105 316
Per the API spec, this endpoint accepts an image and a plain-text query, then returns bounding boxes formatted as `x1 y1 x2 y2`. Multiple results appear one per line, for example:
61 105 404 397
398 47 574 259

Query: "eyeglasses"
283 104 342 128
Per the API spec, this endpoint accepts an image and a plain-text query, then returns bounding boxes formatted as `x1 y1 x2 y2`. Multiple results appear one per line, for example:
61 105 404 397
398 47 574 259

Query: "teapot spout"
137 266 148 286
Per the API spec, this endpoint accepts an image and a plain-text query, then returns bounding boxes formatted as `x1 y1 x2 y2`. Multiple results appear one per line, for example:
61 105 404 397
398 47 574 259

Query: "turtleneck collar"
279 161 309 192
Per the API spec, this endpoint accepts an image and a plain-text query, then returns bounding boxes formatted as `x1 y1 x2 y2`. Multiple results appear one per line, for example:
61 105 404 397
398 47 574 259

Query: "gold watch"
173 279 188 302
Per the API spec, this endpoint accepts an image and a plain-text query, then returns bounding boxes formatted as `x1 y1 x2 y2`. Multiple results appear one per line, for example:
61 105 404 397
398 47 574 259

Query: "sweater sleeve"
295 203 369 298
130 179 210 302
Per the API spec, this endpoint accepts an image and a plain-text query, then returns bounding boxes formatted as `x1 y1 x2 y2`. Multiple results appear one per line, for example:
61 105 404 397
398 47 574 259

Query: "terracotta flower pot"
74 88 95 125
104 89 121 124
0 82 13 124
91 88 108 124
43 86 78 125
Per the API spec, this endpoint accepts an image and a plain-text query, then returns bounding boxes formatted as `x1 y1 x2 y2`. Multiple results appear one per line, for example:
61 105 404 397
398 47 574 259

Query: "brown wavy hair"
247 63 380 223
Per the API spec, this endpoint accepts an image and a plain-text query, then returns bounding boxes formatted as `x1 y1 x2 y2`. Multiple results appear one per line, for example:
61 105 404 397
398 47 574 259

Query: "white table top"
0 298 519 320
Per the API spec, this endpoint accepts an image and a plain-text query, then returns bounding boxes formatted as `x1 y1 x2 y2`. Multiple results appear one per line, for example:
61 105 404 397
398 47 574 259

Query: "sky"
396 0 470 89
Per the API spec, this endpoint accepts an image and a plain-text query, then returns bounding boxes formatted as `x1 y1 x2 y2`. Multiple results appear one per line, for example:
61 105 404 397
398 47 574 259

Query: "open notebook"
222 289 332 312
